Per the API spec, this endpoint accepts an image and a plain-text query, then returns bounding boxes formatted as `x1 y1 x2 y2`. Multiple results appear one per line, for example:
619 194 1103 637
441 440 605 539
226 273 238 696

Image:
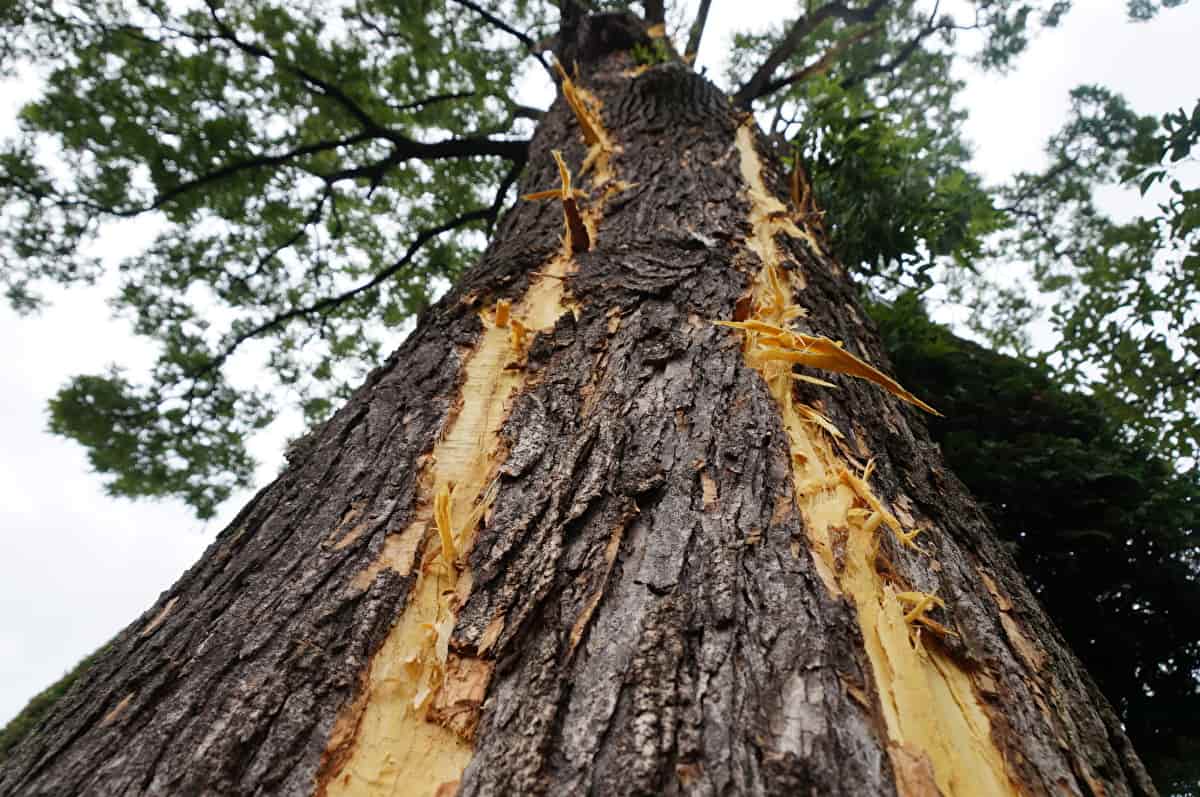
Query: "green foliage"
47 369 268 518
632 37 671 66
1127 0 1191 21
1 0 548 513
979 86 1200 465
787 71 1002 290
0 641 110 763
4 0 1193 514
874 293 1200 795
725 2 1021 289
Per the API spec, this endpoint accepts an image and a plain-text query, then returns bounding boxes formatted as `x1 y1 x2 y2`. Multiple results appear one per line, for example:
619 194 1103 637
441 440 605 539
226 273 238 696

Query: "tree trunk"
0 17 1157 797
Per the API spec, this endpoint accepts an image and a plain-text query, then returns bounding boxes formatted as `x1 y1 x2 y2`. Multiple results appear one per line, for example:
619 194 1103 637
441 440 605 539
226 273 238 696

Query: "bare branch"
685 0 714 65
199 207 497 379
732 0 888 108
448 0 555 79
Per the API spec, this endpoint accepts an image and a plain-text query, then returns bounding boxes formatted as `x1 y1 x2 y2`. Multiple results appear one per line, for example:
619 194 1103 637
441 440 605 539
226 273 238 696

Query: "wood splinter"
493 299 510 328
523 150 591 253
715 318 941 416
896 591 958 638
552 60 614 175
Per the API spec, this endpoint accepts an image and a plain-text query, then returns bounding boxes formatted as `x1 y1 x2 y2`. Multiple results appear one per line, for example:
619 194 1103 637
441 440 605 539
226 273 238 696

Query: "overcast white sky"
2 1 1198 727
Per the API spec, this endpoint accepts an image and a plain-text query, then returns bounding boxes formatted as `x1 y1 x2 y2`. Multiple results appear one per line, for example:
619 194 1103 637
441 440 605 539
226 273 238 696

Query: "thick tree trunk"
0 17 1156 797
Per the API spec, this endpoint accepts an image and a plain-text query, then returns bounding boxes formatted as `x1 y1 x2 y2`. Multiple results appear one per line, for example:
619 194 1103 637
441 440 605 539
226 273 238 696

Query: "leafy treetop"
2 0 543 515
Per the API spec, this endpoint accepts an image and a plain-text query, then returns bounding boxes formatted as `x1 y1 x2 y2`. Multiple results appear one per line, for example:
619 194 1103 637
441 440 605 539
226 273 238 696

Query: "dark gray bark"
0 17 1155 797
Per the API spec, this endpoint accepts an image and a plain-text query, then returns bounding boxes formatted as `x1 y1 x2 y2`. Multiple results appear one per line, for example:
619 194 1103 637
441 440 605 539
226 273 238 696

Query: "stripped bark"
0 15 1155 797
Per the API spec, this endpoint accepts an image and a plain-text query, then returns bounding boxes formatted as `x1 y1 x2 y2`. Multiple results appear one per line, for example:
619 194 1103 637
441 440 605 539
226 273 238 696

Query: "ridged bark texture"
0 25 1156 797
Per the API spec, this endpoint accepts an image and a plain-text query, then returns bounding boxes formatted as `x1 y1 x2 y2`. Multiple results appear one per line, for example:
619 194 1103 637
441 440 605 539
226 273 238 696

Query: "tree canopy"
1 0 1197 791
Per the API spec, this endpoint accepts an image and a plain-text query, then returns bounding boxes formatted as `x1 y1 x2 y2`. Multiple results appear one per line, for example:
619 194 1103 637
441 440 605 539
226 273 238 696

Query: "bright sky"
2 1 1198 727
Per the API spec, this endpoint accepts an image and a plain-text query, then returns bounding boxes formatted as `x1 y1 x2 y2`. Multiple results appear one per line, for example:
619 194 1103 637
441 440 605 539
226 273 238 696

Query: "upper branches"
732 0 888 107
448 0 555 78
0 0 544 515
983 87 1200 463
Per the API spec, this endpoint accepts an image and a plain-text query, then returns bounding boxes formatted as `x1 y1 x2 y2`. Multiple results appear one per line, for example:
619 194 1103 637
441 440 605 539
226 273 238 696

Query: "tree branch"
146 133 372 213
685 0 714 64
447 0 555 79
388 90 476 114
247 187 333 282
202 0 387 135
6 126 527 220
320 136 529 186
198 207 497 380
732 0 888 108
839 1 949 89
751 22 879 100
487 160 524 236
511 104 546 121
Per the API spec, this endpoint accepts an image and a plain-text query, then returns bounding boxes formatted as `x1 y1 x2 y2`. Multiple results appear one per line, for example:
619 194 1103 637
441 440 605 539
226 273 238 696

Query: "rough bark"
0 17 1156 797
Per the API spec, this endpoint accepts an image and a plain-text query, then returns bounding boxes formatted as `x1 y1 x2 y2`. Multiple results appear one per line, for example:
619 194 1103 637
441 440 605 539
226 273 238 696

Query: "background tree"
0 0 1196 794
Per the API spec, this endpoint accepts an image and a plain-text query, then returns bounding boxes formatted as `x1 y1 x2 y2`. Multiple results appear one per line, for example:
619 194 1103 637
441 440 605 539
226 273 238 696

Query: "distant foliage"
977 87 1200 469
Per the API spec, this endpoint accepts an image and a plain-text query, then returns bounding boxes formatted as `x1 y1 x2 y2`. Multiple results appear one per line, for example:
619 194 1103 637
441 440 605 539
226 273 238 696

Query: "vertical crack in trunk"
318 81 627 797
726 120 1017 797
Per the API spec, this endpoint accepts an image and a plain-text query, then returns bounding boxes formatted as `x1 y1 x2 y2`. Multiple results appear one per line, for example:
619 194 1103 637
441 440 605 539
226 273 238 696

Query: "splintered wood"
553 61 616 180
714 319 941 416
321 69 625 797
523 150 591 253
725 120 1015 797
522 62 629 258
323 257 576 797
